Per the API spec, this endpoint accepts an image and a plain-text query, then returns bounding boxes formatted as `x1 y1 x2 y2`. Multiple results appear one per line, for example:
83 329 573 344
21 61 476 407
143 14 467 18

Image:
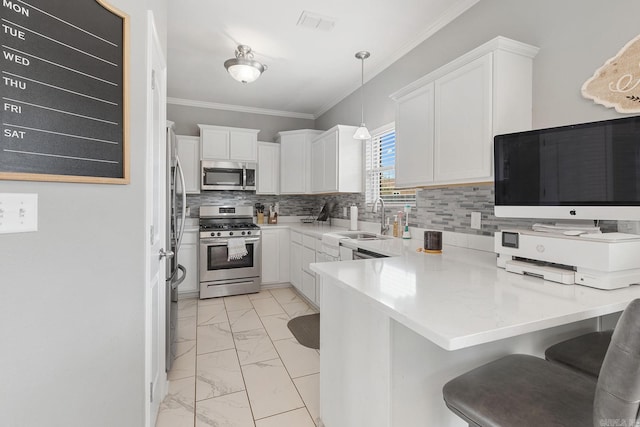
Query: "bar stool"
442 299 640 427
545 330 613 378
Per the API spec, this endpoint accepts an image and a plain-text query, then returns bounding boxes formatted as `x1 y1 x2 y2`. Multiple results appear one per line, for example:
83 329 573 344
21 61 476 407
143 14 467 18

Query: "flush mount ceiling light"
353 51 371 140
224 45 266 84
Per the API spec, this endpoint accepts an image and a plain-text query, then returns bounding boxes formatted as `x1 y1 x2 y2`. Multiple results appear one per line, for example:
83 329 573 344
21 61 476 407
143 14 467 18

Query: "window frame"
364 122 416 208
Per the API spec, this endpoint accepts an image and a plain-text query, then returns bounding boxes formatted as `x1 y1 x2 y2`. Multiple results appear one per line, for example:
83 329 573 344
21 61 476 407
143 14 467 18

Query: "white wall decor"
582 33 640 113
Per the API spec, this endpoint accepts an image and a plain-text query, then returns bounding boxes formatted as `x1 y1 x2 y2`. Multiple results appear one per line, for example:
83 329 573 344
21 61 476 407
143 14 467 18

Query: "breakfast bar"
310 244 640 427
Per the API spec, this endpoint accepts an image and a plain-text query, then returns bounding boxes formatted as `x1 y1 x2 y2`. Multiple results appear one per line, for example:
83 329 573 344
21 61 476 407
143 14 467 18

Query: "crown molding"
390 36 539 100
312 0 481 118
167 97 316 120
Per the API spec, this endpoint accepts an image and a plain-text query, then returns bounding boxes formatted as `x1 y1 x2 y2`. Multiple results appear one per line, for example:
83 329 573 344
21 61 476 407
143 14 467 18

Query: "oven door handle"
200 237 261 245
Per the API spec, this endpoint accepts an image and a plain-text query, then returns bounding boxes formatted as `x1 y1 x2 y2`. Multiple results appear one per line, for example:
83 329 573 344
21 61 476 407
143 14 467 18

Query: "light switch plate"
0 193 38 234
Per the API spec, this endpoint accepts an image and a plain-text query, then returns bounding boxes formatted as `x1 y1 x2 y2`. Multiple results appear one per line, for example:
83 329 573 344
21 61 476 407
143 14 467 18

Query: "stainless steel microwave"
201 161 256 191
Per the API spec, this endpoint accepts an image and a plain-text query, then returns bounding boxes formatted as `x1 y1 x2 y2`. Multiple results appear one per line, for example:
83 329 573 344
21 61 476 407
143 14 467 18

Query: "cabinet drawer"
302 234 316 249
290 230 302 244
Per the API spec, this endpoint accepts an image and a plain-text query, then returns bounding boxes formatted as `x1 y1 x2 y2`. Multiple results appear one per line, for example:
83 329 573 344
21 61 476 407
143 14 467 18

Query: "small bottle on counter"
392 215 398 237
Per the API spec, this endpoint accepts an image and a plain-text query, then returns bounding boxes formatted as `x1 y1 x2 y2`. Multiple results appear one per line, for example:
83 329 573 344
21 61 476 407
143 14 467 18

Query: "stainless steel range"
199 206 261 299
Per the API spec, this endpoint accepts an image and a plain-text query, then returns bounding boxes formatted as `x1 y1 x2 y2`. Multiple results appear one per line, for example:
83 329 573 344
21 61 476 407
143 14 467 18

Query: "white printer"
495 229 640 290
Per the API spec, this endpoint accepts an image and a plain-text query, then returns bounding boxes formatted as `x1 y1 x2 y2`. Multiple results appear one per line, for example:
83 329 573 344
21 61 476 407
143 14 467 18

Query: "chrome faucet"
373 197 389 235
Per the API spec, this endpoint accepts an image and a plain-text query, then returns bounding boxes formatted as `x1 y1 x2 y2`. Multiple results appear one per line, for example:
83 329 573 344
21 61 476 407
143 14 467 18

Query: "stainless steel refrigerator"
166 123 186 372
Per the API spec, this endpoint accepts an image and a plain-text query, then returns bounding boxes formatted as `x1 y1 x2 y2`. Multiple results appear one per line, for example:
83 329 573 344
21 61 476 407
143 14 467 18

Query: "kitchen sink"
336 231 393 241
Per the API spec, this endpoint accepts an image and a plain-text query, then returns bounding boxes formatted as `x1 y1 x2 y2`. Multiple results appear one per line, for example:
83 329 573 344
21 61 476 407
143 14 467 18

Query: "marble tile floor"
156 286 320 427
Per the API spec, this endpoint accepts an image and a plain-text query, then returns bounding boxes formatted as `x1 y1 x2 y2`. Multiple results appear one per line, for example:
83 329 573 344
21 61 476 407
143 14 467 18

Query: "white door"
145 12 168 427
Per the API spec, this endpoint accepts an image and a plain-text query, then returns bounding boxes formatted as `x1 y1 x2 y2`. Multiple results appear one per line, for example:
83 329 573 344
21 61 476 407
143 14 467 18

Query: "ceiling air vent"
296 11 336 32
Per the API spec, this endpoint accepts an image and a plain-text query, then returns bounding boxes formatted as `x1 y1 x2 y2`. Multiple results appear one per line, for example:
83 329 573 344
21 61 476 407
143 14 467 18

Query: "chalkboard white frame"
0 0 130 184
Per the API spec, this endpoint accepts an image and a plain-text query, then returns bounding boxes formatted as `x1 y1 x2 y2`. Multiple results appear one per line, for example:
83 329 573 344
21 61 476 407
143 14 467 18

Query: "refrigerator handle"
175 155 187 252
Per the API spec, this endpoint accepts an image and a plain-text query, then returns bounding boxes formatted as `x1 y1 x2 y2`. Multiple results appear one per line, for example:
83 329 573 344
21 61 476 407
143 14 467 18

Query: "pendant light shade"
224 45 266 84
354 51 371 140
353 126 371 140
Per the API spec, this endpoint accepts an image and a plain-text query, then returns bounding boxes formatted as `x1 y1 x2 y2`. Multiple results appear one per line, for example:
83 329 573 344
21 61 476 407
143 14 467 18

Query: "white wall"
0 1 168 426
316 0 640 131
167 103 315 141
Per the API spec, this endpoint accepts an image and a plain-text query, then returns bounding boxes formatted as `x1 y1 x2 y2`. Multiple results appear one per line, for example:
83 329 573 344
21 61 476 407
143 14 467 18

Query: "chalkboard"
0 0 129 184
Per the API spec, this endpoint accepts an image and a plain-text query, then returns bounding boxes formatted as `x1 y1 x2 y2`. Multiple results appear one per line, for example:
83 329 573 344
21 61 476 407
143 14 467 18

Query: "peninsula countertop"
310 244 640 350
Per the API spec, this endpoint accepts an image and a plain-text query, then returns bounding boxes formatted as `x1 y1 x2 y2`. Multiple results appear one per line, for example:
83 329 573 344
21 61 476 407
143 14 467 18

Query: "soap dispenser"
402 204 411 239
392 215 399 237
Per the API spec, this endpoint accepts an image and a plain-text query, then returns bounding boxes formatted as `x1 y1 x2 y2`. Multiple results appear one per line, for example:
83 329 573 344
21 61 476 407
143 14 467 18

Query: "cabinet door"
434 54 493 183
302 246 315 273
310 139 325 193
257 142 279 195
261 229 279 284
176 135 200 194
278 229 290 283
301 270 316 304
201 128 229 159
290 242 302 290
280 137 306 194
323 132 338 192
230 130 257 161
395 83 435 187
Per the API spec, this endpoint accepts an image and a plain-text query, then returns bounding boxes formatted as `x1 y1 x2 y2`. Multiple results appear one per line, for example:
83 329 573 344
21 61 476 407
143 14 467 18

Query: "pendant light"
224 45 267 84
353 51 371 140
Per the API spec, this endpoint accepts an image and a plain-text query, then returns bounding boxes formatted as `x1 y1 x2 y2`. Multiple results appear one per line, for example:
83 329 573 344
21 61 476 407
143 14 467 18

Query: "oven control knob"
217 232 221 237
242 231 246 236
247 231 251 235
210 232 215 237
229 232 233 236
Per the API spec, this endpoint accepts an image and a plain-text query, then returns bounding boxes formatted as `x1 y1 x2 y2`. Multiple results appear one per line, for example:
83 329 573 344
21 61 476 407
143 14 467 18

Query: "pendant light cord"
360 56 365 125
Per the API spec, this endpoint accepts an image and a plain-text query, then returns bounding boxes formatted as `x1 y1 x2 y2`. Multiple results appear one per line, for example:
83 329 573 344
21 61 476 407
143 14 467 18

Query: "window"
365 123 416 206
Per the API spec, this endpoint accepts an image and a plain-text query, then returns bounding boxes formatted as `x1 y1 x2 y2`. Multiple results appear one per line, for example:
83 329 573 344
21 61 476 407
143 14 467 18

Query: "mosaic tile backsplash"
187 184 616 236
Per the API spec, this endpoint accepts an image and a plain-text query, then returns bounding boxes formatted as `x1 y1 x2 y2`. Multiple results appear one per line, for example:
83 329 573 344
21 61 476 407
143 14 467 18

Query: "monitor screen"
494 116 640 220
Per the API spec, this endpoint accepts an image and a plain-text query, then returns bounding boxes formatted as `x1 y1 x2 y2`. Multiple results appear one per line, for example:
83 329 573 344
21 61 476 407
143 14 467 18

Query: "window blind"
365 127 416 205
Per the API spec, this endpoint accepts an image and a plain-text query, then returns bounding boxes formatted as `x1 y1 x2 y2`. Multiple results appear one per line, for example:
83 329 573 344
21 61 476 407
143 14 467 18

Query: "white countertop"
310 244 640 351
259 221 350 238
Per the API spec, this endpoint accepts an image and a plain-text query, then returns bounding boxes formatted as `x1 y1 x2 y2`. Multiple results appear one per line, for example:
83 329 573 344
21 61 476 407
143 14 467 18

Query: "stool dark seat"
545 330 613 378
443 299 640 427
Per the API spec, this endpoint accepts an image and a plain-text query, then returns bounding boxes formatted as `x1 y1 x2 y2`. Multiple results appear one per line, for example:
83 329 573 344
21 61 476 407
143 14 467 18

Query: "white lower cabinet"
301 241 317 304
290 231 303 291
177 229 198 295
302 271 316 304
288 230 323 306
261 228 290 284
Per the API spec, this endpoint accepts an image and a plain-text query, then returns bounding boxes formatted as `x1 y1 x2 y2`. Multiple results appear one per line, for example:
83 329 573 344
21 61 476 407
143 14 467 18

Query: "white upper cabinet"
276 130 323 194
434 54 493 182
257 141 279 195
395 83 435 188
175 135 200 194
310 125 363 194
391 37 539 187
198 124 259 162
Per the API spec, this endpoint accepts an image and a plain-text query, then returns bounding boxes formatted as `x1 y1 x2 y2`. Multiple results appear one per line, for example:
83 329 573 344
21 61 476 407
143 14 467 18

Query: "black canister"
424 230 443 253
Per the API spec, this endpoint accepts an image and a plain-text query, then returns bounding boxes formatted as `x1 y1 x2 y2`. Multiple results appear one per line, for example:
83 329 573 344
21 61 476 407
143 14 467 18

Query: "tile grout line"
224 295 259 427
193 300 198 427
253 289 318 426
